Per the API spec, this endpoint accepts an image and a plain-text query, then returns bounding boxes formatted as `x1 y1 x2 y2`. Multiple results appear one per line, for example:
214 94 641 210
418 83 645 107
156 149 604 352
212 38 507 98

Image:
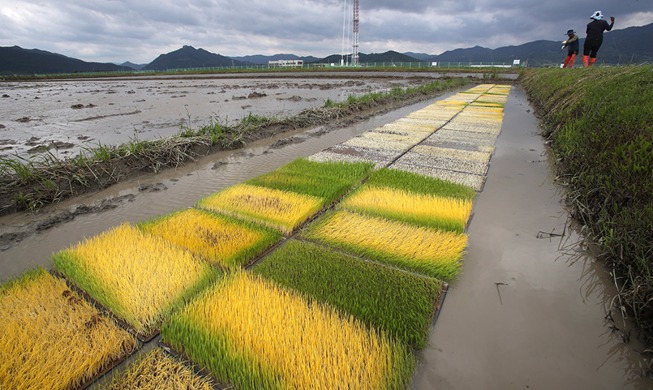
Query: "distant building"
268 59 304 67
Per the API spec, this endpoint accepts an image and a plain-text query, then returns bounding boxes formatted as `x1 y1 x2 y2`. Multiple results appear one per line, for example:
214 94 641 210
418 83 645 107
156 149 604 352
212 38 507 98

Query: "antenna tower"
352 0 359 66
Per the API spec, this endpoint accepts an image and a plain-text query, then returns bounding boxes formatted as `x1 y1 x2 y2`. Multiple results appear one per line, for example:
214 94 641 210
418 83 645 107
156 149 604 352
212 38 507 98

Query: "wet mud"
0 74 433 159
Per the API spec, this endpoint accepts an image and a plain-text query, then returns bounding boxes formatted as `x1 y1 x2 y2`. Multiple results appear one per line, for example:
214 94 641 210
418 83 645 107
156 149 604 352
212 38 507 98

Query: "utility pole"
352 0 359 66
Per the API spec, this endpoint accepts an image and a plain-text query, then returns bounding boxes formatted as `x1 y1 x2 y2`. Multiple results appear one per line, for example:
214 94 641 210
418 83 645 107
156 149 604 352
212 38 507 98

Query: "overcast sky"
1 0 652 64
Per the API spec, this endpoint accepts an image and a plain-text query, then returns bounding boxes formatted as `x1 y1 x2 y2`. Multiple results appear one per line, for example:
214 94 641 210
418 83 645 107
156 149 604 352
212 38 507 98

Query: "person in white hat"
583 10 615 67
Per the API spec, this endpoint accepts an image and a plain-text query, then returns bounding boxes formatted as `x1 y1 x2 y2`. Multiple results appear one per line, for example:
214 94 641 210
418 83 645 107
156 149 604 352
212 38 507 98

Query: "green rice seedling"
252 239 444 348
302 210 467 281
0 268 137 390
53 223 220 336
162 271 414 389
340 186 473 233
365 168 477 200
197 183 324 235
277 158 374 183
139 208 281 269
102 348 214 390
246 170 352 204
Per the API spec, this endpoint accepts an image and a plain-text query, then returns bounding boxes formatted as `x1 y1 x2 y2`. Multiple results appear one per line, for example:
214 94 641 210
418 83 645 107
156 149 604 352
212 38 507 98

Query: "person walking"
583 10 615 67
561 29 579 68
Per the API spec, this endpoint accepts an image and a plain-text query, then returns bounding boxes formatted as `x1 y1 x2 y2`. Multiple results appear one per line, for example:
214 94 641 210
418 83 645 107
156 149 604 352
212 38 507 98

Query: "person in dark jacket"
562 29 579 68
583 10 615 67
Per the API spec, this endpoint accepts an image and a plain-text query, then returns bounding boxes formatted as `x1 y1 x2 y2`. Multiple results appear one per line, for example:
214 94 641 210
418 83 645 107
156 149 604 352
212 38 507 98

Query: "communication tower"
352 0 359 66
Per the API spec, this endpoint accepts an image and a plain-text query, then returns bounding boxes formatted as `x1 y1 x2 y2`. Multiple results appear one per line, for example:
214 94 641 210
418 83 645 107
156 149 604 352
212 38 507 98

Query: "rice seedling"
276 158 374 183
53 223 220 335
0 268 137 390
365 168 476 200
252 239 444 348
302 210 467 281
102 348 214 390
390 162 487 191
197 183 324 235
397 151 490 176
308 144 398 168
341 186 473 233
162 271 414 389
139 208 281 269
246 171 351 204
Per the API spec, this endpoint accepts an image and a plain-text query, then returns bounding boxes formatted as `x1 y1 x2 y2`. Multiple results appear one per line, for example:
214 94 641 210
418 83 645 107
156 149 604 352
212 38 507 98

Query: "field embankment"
520 66 653 343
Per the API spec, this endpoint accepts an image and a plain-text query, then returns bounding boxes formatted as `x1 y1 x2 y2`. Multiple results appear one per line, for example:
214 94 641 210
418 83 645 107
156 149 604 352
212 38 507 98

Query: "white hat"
591 10 604 20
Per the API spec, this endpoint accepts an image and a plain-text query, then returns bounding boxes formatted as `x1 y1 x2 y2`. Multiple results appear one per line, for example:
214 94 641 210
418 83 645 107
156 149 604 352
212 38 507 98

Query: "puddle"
411 86 652 389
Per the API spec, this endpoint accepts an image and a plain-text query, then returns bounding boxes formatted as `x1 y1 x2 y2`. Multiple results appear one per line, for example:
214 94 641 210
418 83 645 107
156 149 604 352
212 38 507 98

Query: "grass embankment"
0 78 467 215
520 66 653 342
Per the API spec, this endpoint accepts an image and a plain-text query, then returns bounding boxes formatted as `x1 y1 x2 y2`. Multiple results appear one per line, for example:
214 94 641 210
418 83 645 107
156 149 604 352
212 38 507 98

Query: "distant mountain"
316 50 423 64
120 61 146 70
404 23 653 66
3 22 650 75
142 45 246 71
0 46 130 75
231 53 320 65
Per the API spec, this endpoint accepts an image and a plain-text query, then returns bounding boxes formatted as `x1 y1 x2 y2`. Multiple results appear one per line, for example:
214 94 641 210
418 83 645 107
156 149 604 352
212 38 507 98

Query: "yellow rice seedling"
197 184 324 235
104 348 214 390
140 208 280 269
0 268 137 390
341 186 473 232
304 210 467 280
164 272 413 389
53 223 219 335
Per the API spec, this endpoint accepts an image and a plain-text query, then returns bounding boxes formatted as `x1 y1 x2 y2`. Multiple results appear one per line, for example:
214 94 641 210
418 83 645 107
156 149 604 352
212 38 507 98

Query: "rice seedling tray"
308 143 399 168
390 162 487 192
301 210 467 282
0 268 138 390
106 346 225 390
139 207 282 270
53 223 221 339
252 239 447 349
162 271 415 389
197 183 324 236
48 269 159 343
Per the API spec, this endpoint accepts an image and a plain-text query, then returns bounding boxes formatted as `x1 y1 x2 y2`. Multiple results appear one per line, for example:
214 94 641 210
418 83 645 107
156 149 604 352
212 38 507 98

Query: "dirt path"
411 86 651 389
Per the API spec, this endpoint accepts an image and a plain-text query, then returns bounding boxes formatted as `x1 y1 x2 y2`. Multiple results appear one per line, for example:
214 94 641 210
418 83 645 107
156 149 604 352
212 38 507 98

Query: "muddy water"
411 87 651 389
0 75 415 158
0 82 647 388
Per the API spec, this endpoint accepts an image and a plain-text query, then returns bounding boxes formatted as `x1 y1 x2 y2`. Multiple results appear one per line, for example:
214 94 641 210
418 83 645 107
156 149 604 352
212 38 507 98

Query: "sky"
1 0 652 64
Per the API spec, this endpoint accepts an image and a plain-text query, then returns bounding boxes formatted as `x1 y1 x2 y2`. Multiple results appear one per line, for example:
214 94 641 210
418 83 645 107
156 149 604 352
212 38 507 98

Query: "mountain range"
2 22 651 75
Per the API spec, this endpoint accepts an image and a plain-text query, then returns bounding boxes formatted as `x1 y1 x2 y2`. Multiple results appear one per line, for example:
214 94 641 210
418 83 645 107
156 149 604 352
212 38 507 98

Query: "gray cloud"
0 0 651 63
